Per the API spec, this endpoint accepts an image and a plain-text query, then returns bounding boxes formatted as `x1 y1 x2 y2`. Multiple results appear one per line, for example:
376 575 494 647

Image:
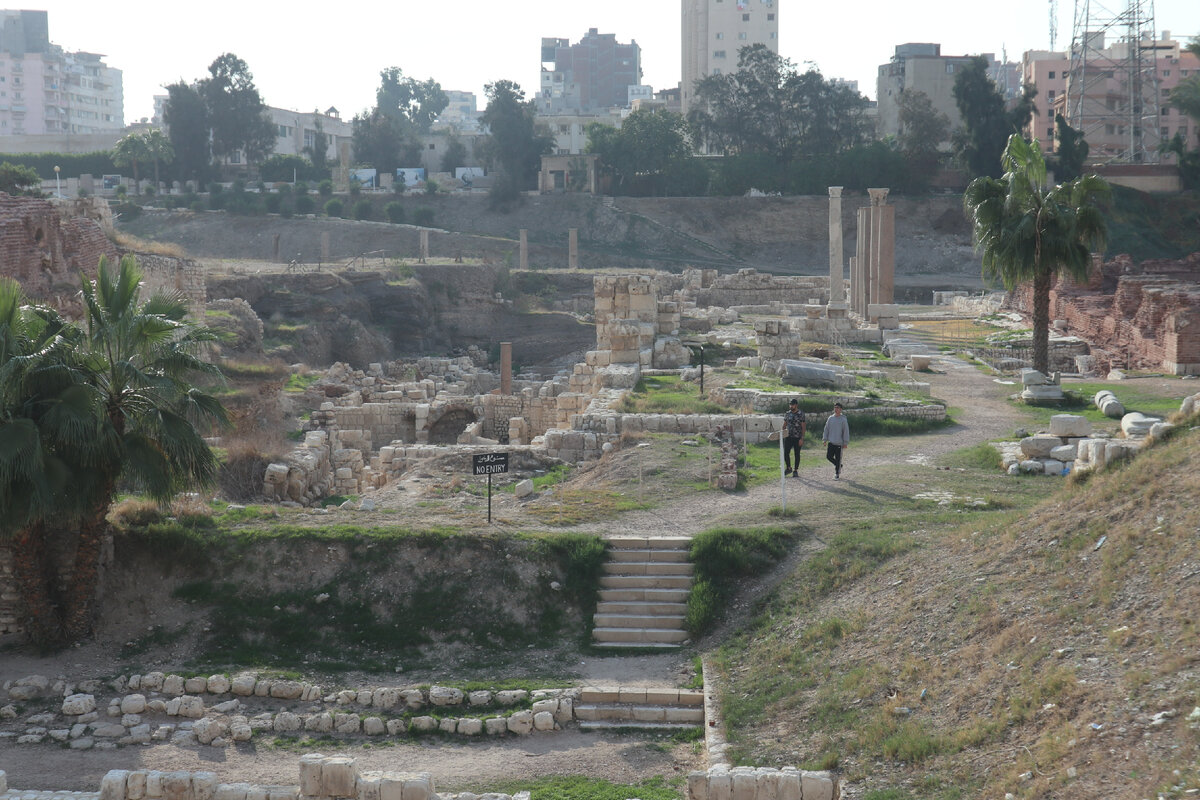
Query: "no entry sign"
472 452 509 476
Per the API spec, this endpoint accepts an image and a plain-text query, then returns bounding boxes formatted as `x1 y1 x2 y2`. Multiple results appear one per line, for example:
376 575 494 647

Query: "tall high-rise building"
539 28 641 114
0 9 123 146
681 0 779 114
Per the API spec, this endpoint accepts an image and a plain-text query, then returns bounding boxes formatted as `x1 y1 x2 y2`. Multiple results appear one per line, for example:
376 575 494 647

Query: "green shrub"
295 181 309 195
324 198 344 217
295 195 315 214
353 198 373 220
318 179 333 197
424 179 439 195
414 207 434 226
349 179 361 196
385 201 405 224
264 193 282 213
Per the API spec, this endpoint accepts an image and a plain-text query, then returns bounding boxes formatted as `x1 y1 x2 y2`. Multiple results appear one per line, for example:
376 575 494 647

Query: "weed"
686 526 797 634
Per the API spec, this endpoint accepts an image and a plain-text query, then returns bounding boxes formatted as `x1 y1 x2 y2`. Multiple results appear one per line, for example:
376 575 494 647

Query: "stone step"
598 587 690 603
608 536 692 551
574 704 705 724
602 561 693 576
579 720 701 732
595 600 688 615
599 575 692 590
593 613 686 630
592 627 689 644
590 641 683 650
580 687 705 706
608 548 691 563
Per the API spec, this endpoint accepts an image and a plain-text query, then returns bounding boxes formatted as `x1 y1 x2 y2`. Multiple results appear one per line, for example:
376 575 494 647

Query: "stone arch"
426 405 478 444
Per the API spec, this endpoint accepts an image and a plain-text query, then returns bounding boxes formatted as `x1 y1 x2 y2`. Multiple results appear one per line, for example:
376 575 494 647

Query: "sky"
35 0 1200 124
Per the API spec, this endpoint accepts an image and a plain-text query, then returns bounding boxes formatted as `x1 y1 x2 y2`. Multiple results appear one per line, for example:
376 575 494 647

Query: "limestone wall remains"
1008 253 1200 375
687 268 830 307
134 253 207 319
686 766 838 800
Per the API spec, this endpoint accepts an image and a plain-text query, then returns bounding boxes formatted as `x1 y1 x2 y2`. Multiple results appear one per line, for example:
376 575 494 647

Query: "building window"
715 32 723 39
1047 129 1053 138
770 31 776 38
1048 71 1056 79
1161 127 1169 137
946 63 955 74
714 50 726 58
1163 70 1170 77
739 32 747 39
304 130 316 149
1047 109 1054 118
742 13 750 20
1047 89 1055 99
1162 107 1170 115
713 68 722 75
768 13 775 20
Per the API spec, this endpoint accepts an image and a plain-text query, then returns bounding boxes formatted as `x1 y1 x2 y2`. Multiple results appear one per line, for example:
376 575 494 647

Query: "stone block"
533 711 555 731
100 770 130 800
1019 434 1062 459
1043 459 1065 475
485 717 508 735
1121 412 1160 438
323 756 358 798
507 710 534 735
1049 414 1091 437
206 675 231 694
800 771 836 800
1050 444 1077 462
62 693 96 715
429 686 464 706
184 677 208 694
162 675 185 695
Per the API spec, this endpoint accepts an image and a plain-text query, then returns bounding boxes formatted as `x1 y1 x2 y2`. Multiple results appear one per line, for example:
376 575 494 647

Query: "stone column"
519 229 528 270
500 342 513 395
273 233 281 262
867 188 890 307
419 229 429 263
321 231 330 263
568 228 579 269
854 207 872 317
827 187 845 306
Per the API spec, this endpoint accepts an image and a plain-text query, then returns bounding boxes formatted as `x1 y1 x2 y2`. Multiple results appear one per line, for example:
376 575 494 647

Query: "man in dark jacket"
783 399 806 477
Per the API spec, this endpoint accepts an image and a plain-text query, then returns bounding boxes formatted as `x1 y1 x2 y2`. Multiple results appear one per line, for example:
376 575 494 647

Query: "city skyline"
22 0 1200 125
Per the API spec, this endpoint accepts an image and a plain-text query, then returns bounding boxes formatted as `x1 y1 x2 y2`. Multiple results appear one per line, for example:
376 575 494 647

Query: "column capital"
828 186 843 198
867 188 890 205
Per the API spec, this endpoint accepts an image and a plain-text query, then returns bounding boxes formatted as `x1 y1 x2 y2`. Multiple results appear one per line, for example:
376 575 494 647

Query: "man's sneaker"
793 471 801 478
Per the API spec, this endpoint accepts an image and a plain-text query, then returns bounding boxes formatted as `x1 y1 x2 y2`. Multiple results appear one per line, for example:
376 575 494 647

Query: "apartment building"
266 106 353 163
0 9 123 152
539 28 642 114
681 0 779 114
1024 32 1200 164
436 90 482 132
875 44 975 141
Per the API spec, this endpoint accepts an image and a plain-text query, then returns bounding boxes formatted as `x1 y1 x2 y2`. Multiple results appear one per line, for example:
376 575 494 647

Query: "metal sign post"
472 452 509 524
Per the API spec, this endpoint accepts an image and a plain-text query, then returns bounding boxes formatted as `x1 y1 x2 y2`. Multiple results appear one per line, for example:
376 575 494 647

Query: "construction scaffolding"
1066 0 1162 164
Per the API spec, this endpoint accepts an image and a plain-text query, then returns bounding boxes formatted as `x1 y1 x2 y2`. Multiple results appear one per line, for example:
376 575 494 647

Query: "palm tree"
0 279 100 644
964 134 1110 375
143 129 175 191
112 132 152 187
62 255 229 639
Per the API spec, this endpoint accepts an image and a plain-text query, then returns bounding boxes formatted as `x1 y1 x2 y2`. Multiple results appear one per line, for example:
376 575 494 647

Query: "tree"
352 109 405 175
440 134 468 174
162 81 210 183
303 111 331 175
896 90 950 184
953 56 1037 179
964 134 1109 374
0 161 43 195
1054 114 1088 181
143 129 175 189
63 255 228 638
0 278 95 645
200 53 276 166
479 80 554 207
375 67 447 132
689 45 871 162
586 108 693 195
111 133 151 184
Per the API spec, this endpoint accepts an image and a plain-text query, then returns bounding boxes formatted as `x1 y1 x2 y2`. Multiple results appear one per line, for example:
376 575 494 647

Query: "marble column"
868 188 889 308
519 229 528 270
828 187 845 306
568 228 579 269
419 229 429 263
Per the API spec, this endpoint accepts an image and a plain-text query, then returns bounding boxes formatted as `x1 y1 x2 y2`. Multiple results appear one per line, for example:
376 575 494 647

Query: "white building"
266 106 353 163
0 9 123 152
681 0 779 114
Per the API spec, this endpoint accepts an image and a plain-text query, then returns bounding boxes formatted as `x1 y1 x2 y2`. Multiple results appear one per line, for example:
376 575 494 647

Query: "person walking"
782 398 806 477
822 402 850 480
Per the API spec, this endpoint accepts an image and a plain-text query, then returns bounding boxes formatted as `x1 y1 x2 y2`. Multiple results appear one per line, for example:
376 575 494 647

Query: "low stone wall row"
711 387 928 414
686 766 838 800
0 757 530 800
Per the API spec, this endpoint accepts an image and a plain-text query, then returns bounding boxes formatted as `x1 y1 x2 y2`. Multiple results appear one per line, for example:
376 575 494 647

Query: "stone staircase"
574 686 705 731
593 536 692 649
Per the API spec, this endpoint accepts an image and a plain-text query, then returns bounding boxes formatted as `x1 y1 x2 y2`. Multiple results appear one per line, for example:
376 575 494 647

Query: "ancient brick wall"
134 253 208 319
1009 253 1200 374
0 193 119 307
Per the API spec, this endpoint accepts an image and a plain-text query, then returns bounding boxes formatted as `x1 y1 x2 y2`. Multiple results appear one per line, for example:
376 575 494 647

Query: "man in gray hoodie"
821 402 850 480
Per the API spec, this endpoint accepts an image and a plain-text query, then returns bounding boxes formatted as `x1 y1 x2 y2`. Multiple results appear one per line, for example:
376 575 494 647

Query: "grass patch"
284 372 321 392
220 360 289 381
938 442 1003 471
478 776 682 800
525 489 653 526
686 526 798 635
1011 381 1185 427
618 375 735 415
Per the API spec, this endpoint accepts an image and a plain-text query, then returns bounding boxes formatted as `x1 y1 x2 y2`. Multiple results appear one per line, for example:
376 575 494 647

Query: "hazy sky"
35 0 1200 123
